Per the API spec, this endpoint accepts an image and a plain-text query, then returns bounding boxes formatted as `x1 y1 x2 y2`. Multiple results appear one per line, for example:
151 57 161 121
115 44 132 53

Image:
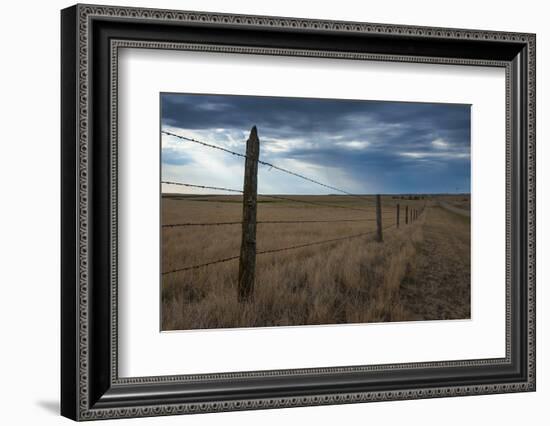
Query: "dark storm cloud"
161 93 471 194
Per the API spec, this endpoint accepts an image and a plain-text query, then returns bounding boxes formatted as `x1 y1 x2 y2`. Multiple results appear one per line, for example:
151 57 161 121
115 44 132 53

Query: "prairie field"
161 194 470 330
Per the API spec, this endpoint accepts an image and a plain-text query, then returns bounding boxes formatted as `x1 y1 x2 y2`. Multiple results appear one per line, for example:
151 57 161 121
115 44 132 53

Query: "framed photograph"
61 4 536 421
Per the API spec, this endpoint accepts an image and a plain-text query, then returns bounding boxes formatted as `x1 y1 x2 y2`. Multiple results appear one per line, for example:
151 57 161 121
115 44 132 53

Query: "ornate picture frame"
61 4 535 421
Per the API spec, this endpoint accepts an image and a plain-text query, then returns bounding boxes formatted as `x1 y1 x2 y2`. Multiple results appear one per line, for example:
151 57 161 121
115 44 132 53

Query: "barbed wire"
162 181 243 194
162 254 241 275
162 130 247 160
162 223 397 275
257 217 396 223
256 226 392 256
162 218 384 228
163 221 242 228
162 130 376 204
162 181 378 213
258 193 375 213
159 129 412 275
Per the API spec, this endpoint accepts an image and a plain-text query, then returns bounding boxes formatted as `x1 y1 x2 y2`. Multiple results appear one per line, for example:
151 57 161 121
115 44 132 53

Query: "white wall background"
0 0 546 424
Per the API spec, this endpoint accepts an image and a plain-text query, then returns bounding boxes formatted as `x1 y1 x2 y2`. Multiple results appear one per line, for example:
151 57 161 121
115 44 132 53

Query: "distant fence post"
396 203 400 228
405 205 409 225
375 194 383 242
238 126 260 302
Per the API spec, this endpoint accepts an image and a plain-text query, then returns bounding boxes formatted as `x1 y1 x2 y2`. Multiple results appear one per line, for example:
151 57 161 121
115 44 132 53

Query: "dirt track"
399 206 471 320
438 201 470 218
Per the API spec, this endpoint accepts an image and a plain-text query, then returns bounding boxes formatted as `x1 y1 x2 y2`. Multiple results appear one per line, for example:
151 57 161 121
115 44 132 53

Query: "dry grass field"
439 195 471 210
161 194 470 330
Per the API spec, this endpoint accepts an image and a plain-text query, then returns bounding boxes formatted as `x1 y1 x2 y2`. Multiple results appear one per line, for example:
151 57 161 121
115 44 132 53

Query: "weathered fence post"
396 203 400 228
405 205 409 225
238 126 260 302
375 194 383 242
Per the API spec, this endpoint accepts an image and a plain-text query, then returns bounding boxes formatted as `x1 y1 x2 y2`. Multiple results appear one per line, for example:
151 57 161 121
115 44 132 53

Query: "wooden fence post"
375 194 383 242
405 205 409 225
396 203 400 228
238 126 260 302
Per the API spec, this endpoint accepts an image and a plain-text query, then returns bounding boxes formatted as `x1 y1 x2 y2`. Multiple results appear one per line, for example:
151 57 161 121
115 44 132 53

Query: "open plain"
161 194 470 330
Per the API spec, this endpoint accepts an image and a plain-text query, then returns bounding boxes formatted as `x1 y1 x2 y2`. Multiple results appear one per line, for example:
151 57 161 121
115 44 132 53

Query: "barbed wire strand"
162 254 241 274
162 181 243 194
162 130 247 160
258 193 375 213
162 218 382 228
163 221 242 228
162 181 377 213
162 223 397 275
256 224 395 256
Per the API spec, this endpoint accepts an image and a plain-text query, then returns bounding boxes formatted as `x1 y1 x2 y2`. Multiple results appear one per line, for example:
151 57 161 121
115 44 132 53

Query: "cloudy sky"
161 93 470 195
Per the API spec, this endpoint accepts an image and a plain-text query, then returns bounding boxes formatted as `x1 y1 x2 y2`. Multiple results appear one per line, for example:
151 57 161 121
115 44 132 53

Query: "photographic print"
160 94 471 331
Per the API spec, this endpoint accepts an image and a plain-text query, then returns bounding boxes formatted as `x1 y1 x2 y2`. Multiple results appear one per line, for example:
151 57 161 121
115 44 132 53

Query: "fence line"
162 217 401 228
163 218 379 228
162 223 398 275
257 223 396 257
162 181 378 213
162 130 376 204
161 127 427 297
257 193 375 212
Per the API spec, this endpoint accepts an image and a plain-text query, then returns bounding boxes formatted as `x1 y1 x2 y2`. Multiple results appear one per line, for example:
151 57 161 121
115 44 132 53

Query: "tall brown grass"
160 195 462 331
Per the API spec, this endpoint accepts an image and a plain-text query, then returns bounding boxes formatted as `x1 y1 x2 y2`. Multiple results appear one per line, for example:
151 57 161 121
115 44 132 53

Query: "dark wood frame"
61 4 536 421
